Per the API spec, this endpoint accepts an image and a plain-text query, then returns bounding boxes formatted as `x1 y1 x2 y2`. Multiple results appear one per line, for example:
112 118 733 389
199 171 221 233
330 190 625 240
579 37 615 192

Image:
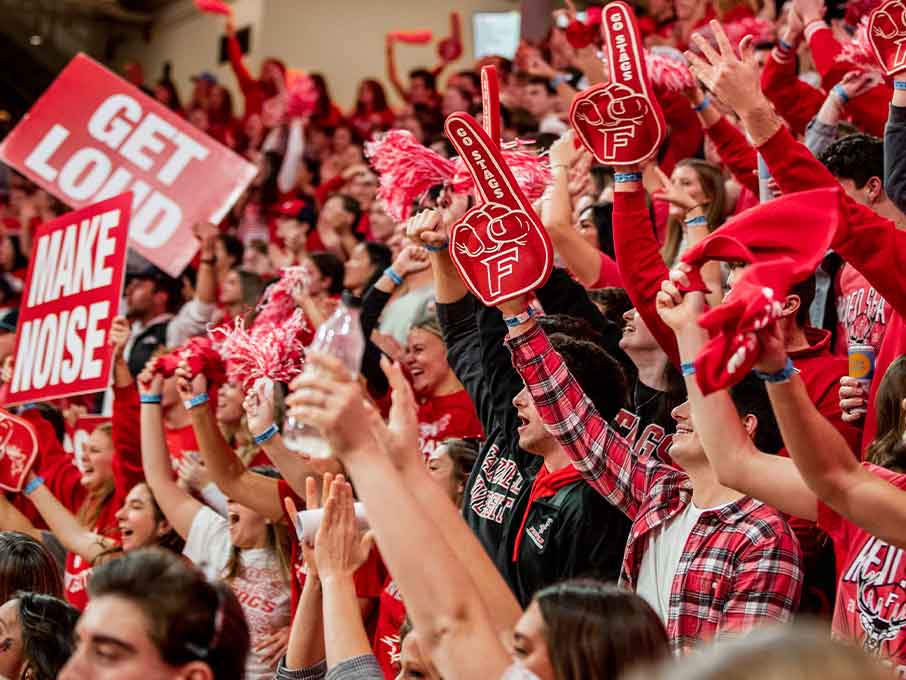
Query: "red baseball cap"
276 199 307 216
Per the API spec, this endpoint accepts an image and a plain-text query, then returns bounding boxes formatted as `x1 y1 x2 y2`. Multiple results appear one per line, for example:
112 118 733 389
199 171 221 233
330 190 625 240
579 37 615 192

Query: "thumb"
738 35 755 64
360 530 375 556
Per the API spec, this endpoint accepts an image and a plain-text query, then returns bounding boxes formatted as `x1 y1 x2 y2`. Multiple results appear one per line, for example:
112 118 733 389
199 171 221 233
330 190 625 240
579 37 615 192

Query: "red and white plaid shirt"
507 324 802 651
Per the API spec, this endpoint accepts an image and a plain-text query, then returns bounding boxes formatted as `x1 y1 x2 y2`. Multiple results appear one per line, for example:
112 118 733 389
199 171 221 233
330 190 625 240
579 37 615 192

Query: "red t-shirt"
416 389 484 459
819 463 906 670
277 480 387 629
835 263 891 357
372 578 407 678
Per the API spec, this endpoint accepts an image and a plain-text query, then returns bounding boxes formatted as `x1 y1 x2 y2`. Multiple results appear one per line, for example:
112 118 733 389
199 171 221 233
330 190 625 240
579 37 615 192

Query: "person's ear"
866 176 884 204
782 294 801 319
178 661 214 680
155 518 172 540
741 414 758 440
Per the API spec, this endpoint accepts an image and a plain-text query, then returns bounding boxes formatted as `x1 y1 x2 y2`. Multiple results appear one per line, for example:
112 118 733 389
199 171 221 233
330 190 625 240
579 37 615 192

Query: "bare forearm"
321 574 372 668
0 496 40 539
196 258 218 306
29 487 108 561
430 252 467 304
260 436 317 499
286 576 325 670
738 99 784 148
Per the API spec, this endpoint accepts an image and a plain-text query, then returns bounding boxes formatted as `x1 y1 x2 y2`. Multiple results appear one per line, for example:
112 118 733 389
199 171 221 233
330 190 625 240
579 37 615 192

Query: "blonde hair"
77 424 115 530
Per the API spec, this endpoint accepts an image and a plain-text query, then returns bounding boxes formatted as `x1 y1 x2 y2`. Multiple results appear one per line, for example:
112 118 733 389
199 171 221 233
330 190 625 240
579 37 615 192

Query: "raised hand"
838 70 885 101
405 208 448 250
175 359 208 402
314 475 374 578
839 376 868 422
685 21 766 117
651 166 700 212
655 266 707 332
137 360 164 397
108 316 131 360
242 378 276 437
392 244 431 277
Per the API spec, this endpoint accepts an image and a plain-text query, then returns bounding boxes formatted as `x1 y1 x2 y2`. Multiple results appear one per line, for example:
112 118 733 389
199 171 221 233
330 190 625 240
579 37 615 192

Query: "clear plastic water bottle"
283 292 365 458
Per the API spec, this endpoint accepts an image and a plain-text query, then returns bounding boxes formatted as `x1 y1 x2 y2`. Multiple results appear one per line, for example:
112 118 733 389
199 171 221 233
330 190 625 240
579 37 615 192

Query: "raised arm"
654 273 818 521
225 15 257 95
384 34 409 104
177 371 284 522
277 118 305 195
287 355 513 680
0 495 41 540
886 73 906 213
138 368 203 539
24 474 114 562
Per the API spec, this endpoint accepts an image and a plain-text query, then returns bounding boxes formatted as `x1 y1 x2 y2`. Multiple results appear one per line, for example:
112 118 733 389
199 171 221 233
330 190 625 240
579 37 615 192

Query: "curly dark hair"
16 592 80 680
817 133 883 188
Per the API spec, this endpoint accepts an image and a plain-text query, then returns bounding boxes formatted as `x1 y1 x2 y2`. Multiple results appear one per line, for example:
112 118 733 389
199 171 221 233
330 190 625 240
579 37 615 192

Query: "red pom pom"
195 0 231 16
155 337 227 386
566 20 595 49
836 17 883 71
365 130 456 221
451 142 551 203
286 70 319 119
646 50 695 95
845 0 882 26
211 311 309 391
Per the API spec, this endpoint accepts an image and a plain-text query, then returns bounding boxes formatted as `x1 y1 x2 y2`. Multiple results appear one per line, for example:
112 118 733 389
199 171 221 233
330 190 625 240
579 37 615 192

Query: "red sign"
569 1 666 164
0 54 256 277
444 113 553 305
0 410 39 492
63 415 112 465
6 193 130 405
869 0 906 75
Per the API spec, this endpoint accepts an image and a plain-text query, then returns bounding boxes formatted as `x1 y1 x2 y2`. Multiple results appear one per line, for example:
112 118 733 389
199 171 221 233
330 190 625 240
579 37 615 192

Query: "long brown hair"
535 579 669 680
223 467 292 585
0 532 64 602
77 423 115 529
94 482 185 565
660 159 727 266
866 357 906 472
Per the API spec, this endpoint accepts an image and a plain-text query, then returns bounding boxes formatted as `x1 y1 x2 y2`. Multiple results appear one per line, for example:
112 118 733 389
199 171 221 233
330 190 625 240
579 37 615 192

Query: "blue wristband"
614 172 642 183
384 267 403 286
23 476 44 496
423 241 449 253
503 307 536 328
693 96 710 113
778 38 794 51
832 83 849 104
753 357 796 383
183 393 209 411
140 394 162 404
253 423 279 446
895 81 906 91
681 361 696 376
684 215 708 227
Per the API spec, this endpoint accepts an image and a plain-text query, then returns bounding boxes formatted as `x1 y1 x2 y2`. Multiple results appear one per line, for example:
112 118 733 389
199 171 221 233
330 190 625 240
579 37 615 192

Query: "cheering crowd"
1 0 906 677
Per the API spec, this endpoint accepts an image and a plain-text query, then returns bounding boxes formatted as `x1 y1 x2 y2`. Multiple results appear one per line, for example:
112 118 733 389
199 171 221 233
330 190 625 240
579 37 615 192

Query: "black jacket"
127 321 169 377
513 479 630 605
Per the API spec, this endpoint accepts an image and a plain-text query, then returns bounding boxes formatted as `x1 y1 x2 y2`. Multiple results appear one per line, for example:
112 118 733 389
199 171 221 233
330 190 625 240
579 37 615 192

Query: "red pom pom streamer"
844 0 882 26
155 337 228 386
254 266 311 330
365 130 456 221
451 141 551 203
285 70 319 118
211 310 309 391
837 17 883 71
646 50 695 94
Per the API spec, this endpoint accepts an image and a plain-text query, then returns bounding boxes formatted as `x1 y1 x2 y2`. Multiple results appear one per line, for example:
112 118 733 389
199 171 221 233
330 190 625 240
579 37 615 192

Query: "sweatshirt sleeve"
760 47 825 138
804 22 848 89
885 104 906 213
112 383 145 500
612 190 681 368
359 285 393 397
704 117 759 194
227 33 256 96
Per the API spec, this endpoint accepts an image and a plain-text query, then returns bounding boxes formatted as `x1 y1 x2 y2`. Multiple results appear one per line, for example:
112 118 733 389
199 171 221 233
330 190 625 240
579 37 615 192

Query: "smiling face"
426 446 463 504
81 428 115 491
219 270 242 306
667 400 704 467
217 383 245 426
227 501 269 550
343 243 375 293
619 308 660 354
115 484 168 553
404 328 452 397
512 386 555 455
668 164 708 218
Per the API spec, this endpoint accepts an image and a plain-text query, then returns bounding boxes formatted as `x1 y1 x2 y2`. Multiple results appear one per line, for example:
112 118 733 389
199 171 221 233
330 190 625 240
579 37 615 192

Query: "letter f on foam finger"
443 113 553 305
569 1 666 164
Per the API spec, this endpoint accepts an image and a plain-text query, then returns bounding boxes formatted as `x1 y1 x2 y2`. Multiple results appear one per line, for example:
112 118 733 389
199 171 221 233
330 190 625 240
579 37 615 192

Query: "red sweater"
755 124 902 454
704 116 758 195
804 23 890 137
760 47 825 138
658 90 704 177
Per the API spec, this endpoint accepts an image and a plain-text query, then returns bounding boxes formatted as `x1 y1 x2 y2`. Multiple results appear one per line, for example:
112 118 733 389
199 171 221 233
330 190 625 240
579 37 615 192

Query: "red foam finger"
868 0 906 75
443 113 553 305
481 65 501 146
569 1 666 164
0 411 39 493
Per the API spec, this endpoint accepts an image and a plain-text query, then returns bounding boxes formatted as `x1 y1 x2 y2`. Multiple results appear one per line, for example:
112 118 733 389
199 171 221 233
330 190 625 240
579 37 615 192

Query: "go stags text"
443 113 553 305
7 193 130 406
0 54 256 277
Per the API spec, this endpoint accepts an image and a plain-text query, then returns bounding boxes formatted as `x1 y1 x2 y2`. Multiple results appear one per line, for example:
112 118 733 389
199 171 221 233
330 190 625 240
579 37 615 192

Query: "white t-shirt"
636 500 726 623
184 506 291 680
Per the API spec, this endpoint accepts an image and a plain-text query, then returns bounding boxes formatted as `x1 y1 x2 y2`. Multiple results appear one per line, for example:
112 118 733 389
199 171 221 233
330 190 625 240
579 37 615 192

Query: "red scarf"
512 464 584 561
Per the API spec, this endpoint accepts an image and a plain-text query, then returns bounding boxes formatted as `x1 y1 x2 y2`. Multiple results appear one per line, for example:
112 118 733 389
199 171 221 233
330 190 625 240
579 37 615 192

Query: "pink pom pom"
646 51 695 94
845 0 881 26
254 266 311 330
286 71 319 119
836 17 883 71
365 130 456 221
211 310 309 391
451 142 551 203
691 17 775 55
